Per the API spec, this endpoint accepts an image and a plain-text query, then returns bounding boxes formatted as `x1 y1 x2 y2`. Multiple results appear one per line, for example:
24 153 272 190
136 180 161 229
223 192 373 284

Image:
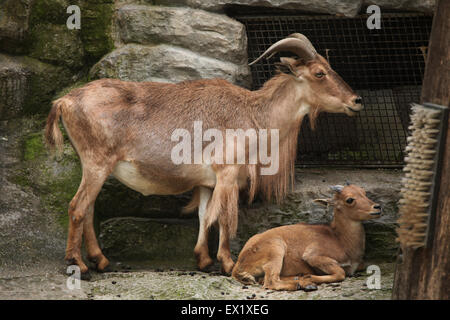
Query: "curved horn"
288 33 317 55
249 33 317 66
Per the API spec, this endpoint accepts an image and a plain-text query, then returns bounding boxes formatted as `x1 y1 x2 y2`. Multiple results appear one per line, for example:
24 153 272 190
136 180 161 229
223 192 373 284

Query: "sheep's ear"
330 185 344 193
276 57 302 77
313 198 332 207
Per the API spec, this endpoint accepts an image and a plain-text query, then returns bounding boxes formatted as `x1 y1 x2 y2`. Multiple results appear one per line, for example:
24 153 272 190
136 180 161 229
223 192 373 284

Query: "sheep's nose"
373 204 382 210
354 96 363 105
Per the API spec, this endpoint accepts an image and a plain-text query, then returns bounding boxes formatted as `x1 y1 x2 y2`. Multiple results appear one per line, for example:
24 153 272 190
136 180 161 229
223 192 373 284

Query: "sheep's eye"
346 198 354 204
315 72 325 78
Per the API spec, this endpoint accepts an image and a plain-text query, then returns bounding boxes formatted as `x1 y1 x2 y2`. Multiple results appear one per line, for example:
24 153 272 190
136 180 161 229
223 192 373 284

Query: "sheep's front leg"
212 166 240 274
194 187 214 270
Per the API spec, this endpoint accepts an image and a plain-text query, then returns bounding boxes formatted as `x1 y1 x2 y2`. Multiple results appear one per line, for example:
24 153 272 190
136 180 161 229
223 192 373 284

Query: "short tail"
44 98 65 156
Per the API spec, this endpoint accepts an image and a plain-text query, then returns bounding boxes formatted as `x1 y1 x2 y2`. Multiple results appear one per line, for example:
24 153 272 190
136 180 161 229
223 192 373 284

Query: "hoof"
304 284 318 292
197 257 214 271
89 255 110 272
96 264 112 273
219 259 235 275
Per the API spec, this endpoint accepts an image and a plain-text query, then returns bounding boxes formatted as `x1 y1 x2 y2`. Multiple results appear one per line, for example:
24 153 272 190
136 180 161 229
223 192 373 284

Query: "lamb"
232 184 382 291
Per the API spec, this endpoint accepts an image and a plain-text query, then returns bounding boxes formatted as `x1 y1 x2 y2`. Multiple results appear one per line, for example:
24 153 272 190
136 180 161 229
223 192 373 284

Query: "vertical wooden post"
392 0 450 300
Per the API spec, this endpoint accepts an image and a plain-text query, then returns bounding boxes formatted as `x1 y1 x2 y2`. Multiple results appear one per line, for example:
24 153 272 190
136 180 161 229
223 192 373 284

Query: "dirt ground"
0 260 394 300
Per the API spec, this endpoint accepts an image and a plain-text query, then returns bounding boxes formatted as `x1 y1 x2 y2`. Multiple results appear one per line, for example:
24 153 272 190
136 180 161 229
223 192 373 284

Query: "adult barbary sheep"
45 34 363 276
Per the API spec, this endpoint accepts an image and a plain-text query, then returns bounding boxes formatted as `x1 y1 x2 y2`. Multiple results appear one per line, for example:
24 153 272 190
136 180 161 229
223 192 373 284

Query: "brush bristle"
396 103 444 249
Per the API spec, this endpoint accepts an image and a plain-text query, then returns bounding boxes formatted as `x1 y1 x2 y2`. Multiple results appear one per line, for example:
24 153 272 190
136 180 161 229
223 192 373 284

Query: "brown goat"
44 34 363 276
232 184 382 291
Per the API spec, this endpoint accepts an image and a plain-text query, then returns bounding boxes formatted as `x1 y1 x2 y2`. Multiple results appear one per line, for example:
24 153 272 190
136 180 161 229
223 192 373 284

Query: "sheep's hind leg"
194 187 214 270
84 202 109 272
65 166 110 277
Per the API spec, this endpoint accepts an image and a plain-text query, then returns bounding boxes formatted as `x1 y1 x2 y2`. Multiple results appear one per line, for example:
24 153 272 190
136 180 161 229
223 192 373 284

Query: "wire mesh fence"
234 12 433 167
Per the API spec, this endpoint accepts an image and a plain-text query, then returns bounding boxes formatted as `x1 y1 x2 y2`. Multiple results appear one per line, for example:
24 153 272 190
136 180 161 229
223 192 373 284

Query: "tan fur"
232 185 382 291
44 49 361 274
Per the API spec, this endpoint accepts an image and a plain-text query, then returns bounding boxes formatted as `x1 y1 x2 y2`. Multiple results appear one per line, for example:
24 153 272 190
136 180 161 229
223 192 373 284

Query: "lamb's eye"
346 198 354 204
315 72 325 78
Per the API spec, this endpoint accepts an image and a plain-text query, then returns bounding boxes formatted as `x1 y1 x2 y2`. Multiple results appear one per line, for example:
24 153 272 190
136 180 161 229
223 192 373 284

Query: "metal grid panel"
235 13 433 166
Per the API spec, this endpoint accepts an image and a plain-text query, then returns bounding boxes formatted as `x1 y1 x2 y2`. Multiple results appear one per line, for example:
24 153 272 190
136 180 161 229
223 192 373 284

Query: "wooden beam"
392 0 450 300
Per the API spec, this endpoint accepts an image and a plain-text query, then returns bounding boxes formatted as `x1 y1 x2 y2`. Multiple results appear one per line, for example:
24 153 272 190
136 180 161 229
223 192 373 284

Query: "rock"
0 56 29 119
28 0 71 26
117 5 248 65
363 0 435 14
0 116 72 277
79 1 115 63
28 24 85 70
99 217 199 268
89 43 251 88
0 54 73 119
150 0 363 16
125 0 436 16
0 0 33 54
96 177 192 221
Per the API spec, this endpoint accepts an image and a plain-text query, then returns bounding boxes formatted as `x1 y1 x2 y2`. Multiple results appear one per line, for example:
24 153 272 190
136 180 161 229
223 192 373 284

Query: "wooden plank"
392 0 450 300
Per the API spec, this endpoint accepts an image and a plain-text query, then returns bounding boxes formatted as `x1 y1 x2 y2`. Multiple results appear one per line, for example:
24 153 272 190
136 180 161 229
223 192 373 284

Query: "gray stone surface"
363 0 435 14
89 43 251 87
131 0 363 16
117 5 248 65
0 116 68 279
0 0 33 54
0 54 73 119
118 0 436 15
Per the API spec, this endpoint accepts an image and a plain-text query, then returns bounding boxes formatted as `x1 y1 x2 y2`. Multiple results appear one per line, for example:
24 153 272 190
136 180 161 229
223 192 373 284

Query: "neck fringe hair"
246 121 302 204
245 74 322 204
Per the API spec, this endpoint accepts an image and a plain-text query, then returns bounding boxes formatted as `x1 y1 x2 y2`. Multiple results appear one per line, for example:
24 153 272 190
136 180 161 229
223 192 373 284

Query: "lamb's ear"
313 198 333 207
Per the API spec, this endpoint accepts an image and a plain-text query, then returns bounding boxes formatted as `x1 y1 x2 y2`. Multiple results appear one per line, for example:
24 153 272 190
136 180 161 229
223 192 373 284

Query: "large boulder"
116 5 248 65
89 43 251 87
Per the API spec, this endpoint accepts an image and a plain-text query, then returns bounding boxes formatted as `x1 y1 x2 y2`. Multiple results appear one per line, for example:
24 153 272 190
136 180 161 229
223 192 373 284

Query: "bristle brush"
396 103 449 249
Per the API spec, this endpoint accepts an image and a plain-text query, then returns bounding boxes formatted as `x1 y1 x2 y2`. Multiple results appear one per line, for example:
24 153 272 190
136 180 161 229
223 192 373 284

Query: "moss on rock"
7 117 82 232
29 0 71 26
28 23 85 70
79 1 114 65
